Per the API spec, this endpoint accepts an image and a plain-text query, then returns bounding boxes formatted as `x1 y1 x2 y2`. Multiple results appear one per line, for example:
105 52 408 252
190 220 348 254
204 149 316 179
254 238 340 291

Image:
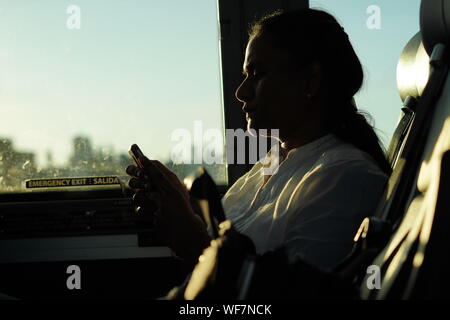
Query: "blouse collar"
260 134 339 176
282 134 338 160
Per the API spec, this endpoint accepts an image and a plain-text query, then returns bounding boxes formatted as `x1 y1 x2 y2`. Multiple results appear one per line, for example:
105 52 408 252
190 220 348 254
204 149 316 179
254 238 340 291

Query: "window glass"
310 0 421 147
0 0 226 193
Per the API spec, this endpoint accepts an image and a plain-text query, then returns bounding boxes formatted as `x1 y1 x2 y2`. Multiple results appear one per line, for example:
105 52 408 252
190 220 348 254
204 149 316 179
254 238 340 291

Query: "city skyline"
0 134 227 192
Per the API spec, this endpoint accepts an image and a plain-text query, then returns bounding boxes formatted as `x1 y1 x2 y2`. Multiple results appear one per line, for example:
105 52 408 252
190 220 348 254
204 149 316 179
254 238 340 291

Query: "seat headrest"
420 0 450 55
397 32 430 102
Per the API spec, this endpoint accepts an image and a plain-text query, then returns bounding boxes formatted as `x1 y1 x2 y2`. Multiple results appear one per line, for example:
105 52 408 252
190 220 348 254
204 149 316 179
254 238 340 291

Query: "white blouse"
222 134 388 271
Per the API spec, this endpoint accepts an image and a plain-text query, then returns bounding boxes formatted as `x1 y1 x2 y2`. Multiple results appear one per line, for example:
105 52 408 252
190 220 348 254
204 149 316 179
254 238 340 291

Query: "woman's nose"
235 78 253 103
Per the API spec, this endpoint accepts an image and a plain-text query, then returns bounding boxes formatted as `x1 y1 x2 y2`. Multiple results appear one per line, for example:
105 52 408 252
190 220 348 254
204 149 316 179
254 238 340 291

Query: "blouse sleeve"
283 161 388 271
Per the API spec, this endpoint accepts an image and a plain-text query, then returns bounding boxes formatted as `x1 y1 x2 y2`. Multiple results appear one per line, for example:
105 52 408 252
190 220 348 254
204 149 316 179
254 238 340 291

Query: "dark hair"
249 8 392 175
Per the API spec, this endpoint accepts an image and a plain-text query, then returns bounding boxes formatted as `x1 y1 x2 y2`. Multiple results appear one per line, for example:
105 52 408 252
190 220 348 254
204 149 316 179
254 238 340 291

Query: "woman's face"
235 34 314 141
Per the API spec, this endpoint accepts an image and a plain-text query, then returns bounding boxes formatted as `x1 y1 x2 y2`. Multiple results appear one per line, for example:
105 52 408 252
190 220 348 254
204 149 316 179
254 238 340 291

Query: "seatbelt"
386 96 418 168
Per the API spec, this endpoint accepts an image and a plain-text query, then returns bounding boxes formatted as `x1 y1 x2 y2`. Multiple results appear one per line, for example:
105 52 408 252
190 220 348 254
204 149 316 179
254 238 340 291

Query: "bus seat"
358 0 450 299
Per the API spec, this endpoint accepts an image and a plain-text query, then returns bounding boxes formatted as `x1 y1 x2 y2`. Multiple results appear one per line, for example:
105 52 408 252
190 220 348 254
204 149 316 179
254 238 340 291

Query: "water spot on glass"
22 160 31 170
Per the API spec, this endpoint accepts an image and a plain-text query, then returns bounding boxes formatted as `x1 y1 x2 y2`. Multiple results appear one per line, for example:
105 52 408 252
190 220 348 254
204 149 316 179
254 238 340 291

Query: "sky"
0 0 223 166
0 0 421 169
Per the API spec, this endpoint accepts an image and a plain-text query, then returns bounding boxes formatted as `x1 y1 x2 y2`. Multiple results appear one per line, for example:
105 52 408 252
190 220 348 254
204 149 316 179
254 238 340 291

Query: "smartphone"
129 144 146 169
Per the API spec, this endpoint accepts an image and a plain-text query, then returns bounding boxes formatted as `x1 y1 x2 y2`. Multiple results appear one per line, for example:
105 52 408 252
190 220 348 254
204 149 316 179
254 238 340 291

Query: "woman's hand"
126 157 211 267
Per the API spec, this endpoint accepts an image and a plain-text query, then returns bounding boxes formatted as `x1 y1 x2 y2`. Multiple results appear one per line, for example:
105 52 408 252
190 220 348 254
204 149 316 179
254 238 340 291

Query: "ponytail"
329 99 392 175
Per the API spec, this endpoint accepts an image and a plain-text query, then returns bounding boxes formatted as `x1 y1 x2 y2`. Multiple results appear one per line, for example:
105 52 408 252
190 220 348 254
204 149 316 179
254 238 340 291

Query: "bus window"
0 0 226 193
309 0 421 148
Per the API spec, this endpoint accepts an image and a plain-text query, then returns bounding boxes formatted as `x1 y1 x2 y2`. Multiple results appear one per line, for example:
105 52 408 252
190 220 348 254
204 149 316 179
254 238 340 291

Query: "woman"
127 8 390 271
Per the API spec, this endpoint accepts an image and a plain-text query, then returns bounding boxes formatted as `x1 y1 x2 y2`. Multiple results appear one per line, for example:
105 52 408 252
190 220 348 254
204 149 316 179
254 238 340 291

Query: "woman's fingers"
126 164 143 178
127 156 186 197
127 162 167 193
138 156 175 194
129 177 147 189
